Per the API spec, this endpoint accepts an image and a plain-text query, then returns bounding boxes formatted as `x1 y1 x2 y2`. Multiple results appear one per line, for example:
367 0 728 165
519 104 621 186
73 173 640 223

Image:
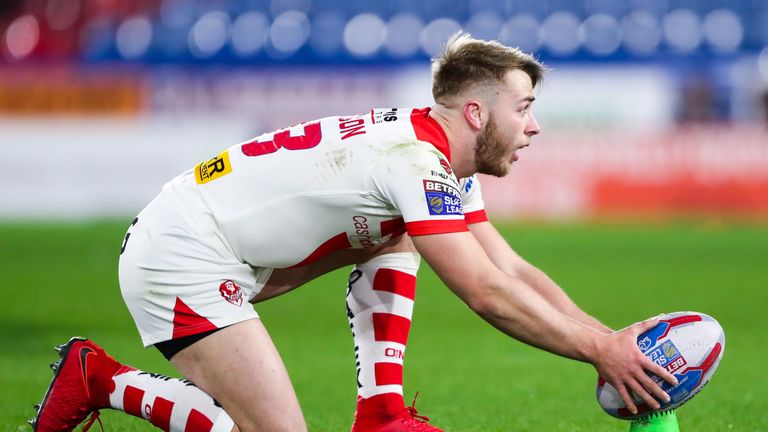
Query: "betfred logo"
219 280 243 306
423 180 462 216
423 180 460 197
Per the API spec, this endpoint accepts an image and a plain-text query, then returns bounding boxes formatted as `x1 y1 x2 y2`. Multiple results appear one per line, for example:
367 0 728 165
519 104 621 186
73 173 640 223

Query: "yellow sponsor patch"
195 150 232 184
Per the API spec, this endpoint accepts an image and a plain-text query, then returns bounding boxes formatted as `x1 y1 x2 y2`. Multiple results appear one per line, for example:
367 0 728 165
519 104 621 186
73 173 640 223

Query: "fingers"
599 315 680 416
634 317 660 334
629 360 683 411
644 357 679 387
636 372 671 406
618 316 660 337
615 383 639 415
632 317 679 388
626 378 661 410
614 374 667 415
606 356 676 415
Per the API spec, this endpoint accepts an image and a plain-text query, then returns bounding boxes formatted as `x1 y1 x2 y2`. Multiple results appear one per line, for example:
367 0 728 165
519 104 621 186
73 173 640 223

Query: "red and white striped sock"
108 365 235 432
346 252 420 423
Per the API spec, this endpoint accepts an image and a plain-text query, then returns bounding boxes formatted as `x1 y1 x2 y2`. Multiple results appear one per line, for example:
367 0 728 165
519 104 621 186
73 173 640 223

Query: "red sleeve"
464 209 488 225
405 220 469 236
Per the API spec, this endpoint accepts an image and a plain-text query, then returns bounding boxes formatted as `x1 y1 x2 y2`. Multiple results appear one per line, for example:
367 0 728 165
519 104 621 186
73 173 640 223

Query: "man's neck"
429 104 476 179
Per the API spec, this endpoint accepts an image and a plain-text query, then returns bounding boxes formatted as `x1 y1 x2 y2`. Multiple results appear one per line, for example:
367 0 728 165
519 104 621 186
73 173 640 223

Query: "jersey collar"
410 107 451 162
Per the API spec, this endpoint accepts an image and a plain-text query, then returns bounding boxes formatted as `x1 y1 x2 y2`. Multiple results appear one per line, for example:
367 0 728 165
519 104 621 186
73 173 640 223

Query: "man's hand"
591 318 679 415
410 230 678 413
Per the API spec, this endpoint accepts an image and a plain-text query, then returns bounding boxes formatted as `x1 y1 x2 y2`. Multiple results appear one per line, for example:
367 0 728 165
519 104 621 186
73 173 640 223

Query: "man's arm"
469 221 612 334
411 230 677 415
252 235 415 303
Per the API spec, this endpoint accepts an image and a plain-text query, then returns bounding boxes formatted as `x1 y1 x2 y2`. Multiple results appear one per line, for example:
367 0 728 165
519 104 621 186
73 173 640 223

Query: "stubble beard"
474 114 511 177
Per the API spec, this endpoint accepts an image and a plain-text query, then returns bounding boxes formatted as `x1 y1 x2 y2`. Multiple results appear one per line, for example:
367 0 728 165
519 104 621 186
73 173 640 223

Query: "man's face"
474 69 540 177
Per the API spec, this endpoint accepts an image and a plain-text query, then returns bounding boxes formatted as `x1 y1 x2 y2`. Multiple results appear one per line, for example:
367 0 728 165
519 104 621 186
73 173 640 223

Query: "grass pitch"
1 220 766 431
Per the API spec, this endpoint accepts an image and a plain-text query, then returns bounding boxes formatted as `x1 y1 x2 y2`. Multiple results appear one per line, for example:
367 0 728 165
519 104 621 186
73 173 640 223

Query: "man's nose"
526 113 541 136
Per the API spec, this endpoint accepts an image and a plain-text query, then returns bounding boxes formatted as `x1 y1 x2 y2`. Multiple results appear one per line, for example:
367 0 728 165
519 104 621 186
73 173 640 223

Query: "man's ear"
462 101 483 131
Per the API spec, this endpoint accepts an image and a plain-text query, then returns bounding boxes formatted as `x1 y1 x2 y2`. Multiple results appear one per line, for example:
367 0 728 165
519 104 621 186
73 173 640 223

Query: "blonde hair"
431 32 544 102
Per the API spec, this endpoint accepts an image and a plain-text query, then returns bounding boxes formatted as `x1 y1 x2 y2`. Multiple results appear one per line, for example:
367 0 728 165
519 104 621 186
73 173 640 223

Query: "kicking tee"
171 107 488 269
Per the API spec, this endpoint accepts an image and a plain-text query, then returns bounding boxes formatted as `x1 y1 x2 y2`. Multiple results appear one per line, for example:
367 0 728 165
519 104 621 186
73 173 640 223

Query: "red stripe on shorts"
123 385 145 418
172 298 217 340
372 313 411 345
150 396 174 432
185 409 214 432
373 268 416 300
374 362 403 386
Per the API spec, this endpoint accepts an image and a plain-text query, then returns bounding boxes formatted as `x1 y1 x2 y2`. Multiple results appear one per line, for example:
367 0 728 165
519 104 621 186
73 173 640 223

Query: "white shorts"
118 174 273 347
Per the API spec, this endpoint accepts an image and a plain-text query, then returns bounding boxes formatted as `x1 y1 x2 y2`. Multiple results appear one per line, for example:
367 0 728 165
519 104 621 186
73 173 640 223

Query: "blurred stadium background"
1 0 767 431
2 0 768 218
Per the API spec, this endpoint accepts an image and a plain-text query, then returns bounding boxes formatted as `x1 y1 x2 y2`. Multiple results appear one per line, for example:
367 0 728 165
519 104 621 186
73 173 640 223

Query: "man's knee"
170 321 307 432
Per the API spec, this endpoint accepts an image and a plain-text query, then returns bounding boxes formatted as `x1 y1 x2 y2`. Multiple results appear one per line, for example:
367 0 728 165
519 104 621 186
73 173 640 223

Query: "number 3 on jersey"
242 121 322 157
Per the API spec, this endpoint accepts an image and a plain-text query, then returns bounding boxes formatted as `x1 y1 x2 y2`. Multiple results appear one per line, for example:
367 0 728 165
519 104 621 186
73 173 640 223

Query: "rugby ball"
596 311 725 420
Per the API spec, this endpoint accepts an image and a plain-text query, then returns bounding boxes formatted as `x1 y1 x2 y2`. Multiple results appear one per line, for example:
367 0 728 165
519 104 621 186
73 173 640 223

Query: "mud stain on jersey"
315 147 350 181
379 140 440 175
329 148 349 171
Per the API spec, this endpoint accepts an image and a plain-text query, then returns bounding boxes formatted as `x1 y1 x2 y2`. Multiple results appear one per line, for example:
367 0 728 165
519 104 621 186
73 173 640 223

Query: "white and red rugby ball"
596 311 725 420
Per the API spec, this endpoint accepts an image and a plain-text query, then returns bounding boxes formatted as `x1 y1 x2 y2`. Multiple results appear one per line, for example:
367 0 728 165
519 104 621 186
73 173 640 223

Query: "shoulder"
376 140 456 181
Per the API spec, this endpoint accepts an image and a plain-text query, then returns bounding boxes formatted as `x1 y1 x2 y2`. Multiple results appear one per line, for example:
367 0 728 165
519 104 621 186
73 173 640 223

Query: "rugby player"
31 33 678 432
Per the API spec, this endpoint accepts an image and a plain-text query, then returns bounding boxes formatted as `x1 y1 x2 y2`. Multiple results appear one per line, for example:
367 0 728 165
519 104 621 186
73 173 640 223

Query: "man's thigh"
171 319 306 432
118 195 273 347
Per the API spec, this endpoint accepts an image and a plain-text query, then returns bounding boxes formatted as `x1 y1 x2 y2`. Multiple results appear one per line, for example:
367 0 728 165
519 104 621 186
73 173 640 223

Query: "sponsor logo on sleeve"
423 180 463 216
464 176 474 193
429 170 459 186
195 150 232 184
372 108 399 124
438 157 452 175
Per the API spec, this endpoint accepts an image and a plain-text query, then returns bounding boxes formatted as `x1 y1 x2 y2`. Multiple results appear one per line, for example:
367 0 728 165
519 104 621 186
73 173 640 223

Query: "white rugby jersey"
174 107 488 269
